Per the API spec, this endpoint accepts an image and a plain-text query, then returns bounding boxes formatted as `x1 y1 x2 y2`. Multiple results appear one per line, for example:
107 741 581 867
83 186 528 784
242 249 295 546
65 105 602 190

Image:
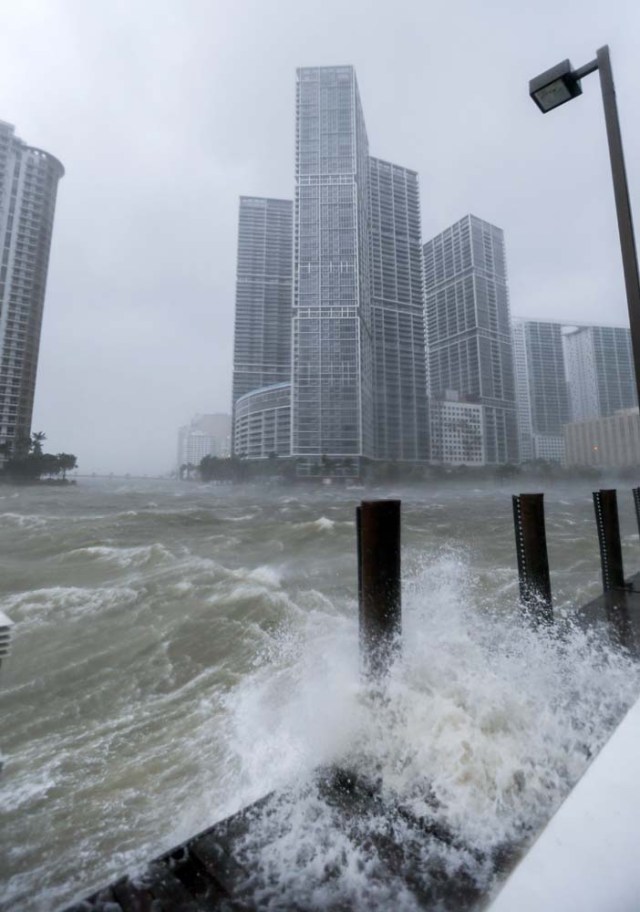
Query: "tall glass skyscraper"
512 318 569 462
424 215 518 464
292 66 374 465
564 324 637 421
231 196 293 407
369 157 428 460
0 121 64 457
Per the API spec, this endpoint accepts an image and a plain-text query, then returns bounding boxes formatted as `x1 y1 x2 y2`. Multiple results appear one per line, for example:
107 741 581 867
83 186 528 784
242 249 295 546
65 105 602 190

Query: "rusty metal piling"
593 488 625 592
512 493 553 623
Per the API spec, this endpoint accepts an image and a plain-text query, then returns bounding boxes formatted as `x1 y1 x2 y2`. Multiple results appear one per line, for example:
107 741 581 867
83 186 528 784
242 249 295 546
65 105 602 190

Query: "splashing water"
221 551 640 910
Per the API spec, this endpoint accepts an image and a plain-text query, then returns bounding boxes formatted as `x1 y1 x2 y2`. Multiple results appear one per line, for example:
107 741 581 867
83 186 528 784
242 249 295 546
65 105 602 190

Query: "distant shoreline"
0 477 76 486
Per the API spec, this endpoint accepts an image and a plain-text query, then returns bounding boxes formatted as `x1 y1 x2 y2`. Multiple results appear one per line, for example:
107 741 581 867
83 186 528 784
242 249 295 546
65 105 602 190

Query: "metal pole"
512 493 553 623
358 500 401 678
593 488 625 591
596 45 640 407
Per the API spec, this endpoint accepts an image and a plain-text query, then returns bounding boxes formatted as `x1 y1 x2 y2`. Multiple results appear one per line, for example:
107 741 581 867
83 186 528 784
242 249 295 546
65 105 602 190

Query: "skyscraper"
0 121 64 457
231 197 293 407
291 66 374 469
512 318 569 462
564 324 637 422
424 215 518 464
177 413 231 469
230 67 430 471
369 157 428 460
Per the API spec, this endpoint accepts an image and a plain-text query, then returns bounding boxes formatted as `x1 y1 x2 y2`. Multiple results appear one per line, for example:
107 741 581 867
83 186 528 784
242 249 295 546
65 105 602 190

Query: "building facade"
231 196 292 446
177 413 231 468
369 157 428 461
512 320 534 462
564 325 637 423
291 66 374 469
233 382 291 459
430 393 484 466
564 408 640 469
423 215 518 464
512 318 569 463
0 121 64 457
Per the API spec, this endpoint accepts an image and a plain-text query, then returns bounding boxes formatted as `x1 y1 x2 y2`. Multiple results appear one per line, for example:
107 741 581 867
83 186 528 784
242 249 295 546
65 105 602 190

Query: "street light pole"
595 46 640 407
530 45 640 406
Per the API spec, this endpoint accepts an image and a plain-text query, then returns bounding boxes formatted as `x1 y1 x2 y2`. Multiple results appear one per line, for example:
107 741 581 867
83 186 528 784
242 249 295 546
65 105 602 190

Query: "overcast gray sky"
2 0 640 475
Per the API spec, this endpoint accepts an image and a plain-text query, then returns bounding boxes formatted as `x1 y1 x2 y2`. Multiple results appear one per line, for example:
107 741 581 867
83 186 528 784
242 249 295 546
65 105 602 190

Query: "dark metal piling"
357 499 401 678
512 493 553 623
632 486 640 539
593 488 625 592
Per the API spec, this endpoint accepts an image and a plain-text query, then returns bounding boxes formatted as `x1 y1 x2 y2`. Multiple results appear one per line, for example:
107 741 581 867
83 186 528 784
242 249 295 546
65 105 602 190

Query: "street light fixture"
529 46 640 406
530 59 583 113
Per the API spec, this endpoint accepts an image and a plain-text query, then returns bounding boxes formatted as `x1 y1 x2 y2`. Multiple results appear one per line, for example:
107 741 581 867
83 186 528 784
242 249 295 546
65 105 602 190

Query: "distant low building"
564 408 640 469
177 414 231 468
430 392 484 466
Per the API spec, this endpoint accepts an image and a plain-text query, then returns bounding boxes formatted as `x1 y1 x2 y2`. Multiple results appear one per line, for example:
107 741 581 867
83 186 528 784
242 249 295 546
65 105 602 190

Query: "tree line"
0 432 77 482
189 453 607 485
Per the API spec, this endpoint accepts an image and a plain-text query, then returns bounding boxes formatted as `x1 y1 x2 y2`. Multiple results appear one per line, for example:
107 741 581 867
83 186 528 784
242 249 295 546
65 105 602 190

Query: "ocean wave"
0 512 48 530
1 585 139 628
60 543 175 570
291 515 338 533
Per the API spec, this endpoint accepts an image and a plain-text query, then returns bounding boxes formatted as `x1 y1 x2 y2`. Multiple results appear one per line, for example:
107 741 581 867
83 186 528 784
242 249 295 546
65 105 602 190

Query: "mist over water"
1 479 640 911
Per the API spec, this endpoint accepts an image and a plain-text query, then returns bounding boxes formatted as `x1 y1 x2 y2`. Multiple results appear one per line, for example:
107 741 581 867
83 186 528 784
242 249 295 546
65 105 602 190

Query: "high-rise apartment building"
564 324 637 422
512 318 569 462
231 197 293 408
177 413 231 468
369 157 428 460
291 66 374 468
424 215 518 464
0 121 64 456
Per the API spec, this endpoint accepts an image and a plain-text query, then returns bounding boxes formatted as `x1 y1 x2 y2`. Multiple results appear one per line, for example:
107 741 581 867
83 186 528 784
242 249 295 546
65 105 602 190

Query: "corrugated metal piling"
512 493 553 624
593 488 626 592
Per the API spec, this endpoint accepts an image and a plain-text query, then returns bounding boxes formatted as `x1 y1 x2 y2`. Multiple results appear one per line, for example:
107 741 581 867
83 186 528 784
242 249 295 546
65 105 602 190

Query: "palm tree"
31 431 46 457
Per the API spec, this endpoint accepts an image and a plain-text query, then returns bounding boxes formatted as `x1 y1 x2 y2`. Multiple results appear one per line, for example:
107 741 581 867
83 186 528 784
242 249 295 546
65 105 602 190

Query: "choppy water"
1 478 640 911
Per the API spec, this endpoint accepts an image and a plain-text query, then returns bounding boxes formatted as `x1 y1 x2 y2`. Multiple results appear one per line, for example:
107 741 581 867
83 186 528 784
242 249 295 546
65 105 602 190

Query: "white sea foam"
0 512 48 530
292 516 337 534
246 565 283 588
314 516 335 531
61 542 174 569
219 549 640 909
1 585 139 628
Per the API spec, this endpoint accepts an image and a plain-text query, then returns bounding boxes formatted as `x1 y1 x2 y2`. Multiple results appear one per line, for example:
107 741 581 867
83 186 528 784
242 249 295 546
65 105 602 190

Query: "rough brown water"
1 478 639 911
